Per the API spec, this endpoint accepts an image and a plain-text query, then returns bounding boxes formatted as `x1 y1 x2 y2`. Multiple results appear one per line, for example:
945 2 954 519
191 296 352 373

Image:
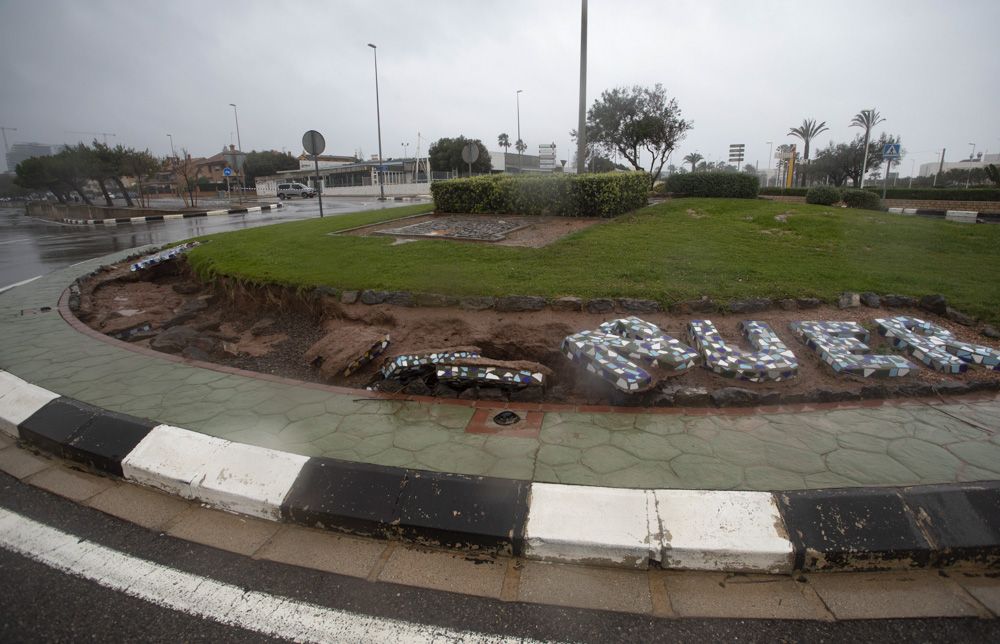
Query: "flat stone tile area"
2 249 1000 491
806 571 982 619
659 571 828 619
377 545 508 599
375 217 528 242
518 560 653 613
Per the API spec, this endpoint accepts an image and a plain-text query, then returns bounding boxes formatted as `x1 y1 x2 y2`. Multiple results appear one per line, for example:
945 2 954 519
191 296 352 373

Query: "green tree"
788 118 829 186
514 138 527 154
577 83 692 188
13 156 67 203
985 163 1000 186
849 109 886 188
683 152 703 172
497 133 510 154
119 148 159 207
243 150 299 183
810 134 901 187
428 137 492 175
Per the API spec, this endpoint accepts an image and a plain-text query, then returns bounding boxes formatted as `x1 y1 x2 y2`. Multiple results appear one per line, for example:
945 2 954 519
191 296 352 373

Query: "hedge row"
430 172 649 218
662 173 759 198
760 186 1000 201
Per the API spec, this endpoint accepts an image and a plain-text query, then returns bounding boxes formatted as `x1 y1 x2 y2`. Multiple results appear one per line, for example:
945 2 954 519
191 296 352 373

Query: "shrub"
663 173 759 198
805 185 842 205
431 172 648 218
842 188 882 210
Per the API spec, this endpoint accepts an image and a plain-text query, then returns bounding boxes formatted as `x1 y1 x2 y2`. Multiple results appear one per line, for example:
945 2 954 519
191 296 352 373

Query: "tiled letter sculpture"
688 320 798 382
876 316 1000 373
789 321 914 377
562 317 698 393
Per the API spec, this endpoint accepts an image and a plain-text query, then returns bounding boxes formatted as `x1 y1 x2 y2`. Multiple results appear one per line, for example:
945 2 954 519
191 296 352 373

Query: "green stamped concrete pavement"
2 248 999 491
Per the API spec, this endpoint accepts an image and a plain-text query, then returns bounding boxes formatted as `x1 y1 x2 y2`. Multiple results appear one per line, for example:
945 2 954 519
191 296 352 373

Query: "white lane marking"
0 275 42 294
0 508 540 644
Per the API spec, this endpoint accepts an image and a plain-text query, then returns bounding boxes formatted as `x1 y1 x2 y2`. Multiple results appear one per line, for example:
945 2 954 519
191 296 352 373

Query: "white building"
918 153 999 177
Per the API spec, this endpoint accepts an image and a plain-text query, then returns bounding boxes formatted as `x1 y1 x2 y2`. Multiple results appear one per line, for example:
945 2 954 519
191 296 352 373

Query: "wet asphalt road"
0 197 421 288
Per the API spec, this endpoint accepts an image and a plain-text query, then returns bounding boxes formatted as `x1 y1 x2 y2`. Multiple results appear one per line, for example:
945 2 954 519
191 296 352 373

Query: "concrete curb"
2 369 999 572
59 203 282 226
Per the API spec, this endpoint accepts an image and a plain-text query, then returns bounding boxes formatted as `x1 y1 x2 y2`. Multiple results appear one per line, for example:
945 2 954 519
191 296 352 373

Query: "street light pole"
516 89 523 172
368 43 386 201
576 0 588 175
967 142 976 188
229 103 243 202
167 133 175 158
229 104 242 152
766 141 773 187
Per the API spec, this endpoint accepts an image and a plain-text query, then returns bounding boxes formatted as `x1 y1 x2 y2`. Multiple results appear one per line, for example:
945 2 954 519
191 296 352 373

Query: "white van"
276 182 317 199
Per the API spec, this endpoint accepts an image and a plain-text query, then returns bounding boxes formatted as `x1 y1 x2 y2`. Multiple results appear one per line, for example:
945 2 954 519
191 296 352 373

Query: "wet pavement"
0 197 423 288
2 245 999 492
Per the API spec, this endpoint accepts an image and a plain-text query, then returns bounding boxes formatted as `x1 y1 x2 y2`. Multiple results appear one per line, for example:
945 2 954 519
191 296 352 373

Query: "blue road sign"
883 143 901 159
223 167 233 176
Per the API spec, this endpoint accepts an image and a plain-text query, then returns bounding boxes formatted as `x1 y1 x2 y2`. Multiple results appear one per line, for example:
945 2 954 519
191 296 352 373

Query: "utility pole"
934 147 945 187
367 43 386 201
0 126 16 172
766 141 773 187
516 89 524 172
576 0 588 174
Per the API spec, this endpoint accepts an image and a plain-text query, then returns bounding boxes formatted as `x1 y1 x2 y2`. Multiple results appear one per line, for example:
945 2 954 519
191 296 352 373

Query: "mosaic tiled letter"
343 335 391 376
562 318 699 393
688 320 798 382
436 365 546 388
789 321 914 377
876 316 1000 373
381 350 481 379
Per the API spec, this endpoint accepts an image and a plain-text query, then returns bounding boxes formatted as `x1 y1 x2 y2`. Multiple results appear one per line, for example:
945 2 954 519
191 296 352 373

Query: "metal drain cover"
492 410 521 426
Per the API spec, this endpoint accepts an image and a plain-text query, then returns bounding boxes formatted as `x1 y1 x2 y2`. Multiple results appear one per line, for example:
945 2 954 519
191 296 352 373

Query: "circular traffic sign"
223 167 232 177
302 130 326 156
461 142 480 164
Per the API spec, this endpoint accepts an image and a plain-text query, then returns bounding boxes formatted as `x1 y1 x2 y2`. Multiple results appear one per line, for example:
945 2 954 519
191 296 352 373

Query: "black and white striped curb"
2 369 998 572
60 203 283 226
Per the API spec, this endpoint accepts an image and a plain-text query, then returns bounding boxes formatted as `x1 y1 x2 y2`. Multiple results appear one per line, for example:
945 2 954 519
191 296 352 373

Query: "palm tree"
849 109 886 188
497 133 510 154
515 139 527 154
788 118 828 186
683 152 703 172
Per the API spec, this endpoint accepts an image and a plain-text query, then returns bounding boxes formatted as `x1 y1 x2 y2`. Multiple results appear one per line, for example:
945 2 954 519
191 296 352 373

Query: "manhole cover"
493 410 521 426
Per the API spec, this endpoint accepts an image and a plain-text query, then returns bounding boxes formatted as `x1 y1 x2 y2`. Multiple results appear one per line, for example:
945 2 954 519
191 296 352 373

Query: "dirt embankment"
73 259 1000 407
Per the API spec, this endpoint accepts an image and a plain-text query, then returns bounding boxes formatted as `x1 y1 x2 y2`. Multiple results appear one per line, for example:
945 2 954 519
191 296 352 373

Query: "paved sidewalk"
2 249 999 491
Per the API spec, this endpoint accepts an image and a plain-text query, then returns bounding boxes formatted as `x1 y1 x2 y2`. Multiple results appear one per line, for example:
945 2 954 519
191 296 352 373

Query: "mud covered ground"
73 258 1000 407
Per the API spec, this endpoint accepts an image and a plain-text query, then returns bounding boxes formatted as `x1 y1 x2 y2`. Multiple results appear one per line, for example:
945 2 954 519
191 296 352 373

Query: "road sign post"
302 130 326 218
461 142 480 177
728 143 745 171
882 143 901 199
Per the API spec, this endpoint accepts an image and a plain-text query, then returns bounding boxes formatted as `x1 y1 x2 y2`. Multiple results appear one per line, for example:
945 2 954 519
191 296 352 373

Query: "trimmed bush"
431 172 648 218
663 173 759 198
761 186 1000 201
805 185 842 205
843 188 882 210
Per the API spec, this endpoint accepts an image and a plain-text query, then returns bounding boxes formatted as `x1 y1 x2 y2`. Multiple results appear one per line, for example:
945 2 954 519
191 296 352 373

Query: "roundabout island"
3 193 1000 573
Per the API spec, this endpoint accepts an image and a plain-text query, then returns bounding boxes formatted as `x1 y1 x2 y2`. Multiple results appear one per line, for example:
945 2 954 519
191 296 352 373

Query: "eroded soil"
73 258 1000 407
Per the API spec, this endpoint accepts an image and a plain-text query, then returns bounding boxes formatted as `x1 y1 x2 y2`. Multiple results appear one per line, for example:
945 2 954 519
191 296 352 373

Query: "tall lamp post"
516 89 523 172
766 141 773 187
167 133 175 158
967 142 976 188
576 0 588 174
367 43 386 201
228 103 243 202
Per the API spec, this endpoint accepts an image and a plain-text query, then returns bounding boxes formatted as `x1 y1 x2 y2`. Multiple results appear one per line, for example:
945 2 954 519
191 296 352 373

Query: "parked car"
276 182 317 199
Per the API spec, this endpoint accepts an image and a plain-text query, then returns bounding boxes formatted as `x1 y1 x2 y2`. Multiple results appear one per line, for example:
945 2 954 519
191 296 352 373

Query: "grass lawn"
186 199 1000 323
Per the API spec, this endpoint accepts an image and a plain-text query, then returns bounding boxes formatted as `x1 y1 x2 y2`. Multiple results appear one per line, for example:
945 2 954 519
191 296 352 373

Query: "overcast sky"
1 0 998 174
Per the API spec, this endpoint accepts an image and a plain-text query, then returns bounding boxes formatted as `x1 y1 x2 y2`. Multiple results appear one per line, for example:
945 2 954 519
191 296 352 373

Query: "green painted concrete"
2 248 998 491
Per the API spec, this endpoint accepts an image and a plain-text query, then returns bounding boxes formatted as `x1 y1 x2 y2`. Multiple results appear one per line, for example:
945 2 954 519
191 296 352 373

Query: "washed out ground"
79 260 1000 407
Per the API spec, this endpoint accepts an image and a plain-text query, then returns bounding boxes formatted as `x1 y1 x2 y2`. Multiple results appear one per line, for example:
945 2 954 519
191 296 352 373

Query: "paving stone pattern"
2 250 999 491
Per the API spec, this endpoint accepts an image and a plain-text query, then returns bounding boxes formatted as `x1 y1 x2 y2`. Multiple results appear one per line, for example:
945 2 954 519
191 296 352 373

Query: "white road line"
0 508 539 644
0 275 42 294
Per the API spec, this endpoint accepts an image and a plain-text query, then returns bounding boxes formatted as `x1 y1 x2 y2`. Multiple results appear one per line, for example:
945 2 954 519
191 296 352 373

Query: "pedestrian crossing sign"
883 143 901 159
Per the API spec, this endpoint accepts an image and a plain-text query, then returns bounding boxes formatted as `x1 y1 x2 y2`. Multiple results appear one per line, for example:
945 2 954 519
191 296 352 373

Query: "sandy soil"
77 260 1000 406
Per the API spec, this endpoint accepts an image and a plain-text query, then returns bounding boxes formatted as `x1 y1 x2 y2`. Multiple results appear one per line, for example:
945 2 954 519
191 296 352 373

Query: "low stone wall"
760 195 1000 213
